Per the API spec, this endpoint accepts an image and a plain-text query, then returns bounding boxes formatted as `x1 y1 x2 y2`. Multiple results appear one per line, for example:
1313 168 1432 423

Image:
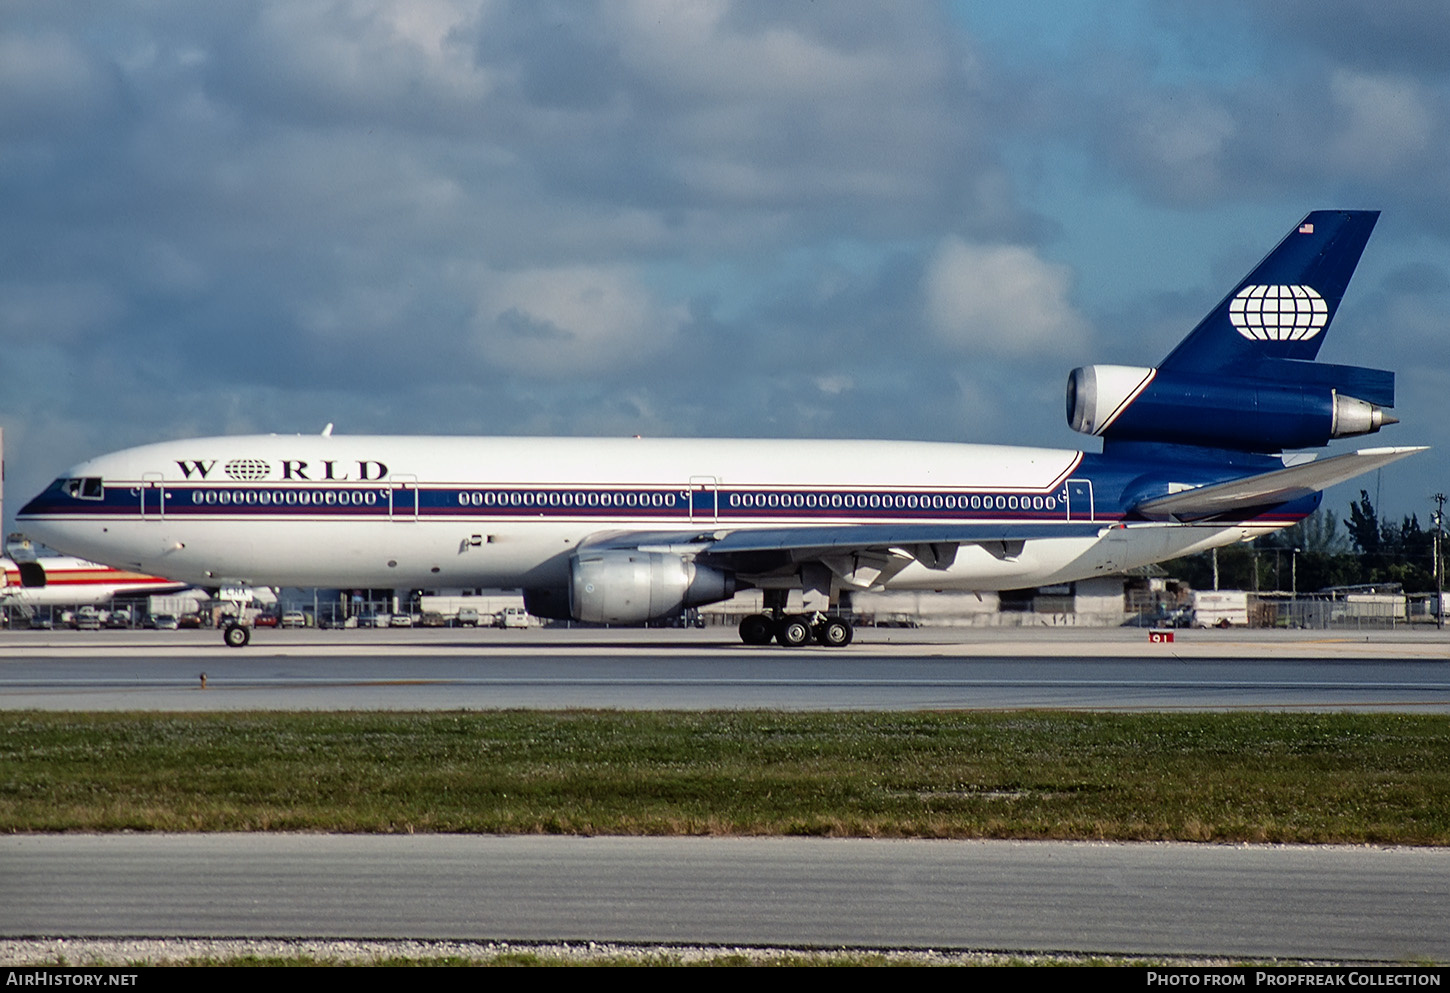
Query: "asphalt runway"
3 835 1448 961
1 626 1448 711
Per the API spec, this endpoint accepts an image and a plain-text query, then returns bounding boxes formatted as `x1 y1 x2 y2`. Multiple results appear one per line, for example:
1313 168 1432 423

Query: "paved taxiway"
4 835 1448 961
1 626 1447 711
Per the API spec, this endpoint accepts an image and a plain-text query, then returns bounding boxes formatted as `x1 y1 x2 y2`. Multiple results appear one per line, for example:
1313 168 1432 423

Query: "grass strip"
2 710 1447 843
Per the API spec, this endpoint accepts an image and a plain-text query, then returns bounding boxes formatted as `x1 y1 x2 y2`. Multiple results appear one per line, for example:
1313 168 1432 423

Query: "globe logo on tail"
1229 285 1328 341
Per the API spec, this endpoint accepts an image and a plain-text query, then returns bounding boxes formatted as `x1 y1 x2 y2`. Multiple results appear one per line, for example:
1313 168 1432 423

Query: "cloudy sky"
3 0 1448 535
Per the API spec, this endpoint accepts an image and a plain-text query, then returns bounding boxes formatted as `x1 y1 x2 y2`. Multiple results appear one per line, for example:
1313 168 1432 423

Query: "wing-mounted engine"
568 550 736 625
1066 362 1396 453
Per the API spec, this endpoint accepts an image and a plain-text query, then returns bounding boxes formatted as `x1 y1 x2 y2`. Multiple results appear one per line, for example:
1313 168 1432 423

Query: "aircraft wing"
1132 446 1426 521
575 521 1111 593
578 522 1109 590
584 522 1106 556
692 522 1106 555
583 446 1425 576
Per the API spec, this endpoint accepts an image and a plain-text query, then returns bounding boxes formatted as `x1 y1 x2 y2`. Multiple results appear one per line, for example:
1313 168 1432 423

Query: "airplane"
1 553 188 613
15 210 1422 648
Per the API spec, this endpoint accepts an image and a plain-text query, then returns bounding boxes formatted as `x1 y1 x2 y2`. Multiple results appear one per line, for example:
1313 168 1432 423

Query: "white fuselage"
17 434 1269 595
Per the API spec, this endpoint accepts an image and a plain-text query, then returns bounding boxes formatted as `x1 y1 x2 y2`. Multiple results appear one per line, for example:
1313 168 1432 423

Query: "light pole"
1434 493 1446 631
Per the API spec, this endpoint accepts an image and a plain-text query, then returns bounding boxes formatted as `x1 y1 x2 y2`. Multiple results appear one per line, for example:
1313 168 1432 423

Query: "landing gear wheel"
223 623 250 648
776 615 813 648
739 614 775 646
815 617 853 647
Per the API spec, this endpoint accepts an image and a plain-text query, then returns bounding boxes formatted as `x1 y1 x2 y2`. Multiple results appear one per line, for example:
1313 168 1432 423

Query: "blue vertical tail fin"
1159 210 1379 373
1066 210 1396 454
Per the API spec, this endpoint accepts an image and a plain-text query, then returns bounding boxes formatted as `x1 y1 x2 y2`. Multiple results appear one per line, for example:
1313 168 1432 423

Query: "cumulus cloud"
1246 0 1450 76
471 265 686 379
922 238 1089 357
0 31 118 136
511 1 1005 236
812 374 855 396
0 1 1034 519
216 0 495 129
1118 92 1237 201
1328 70 1435 177
0 281 123 345
1054 5 1450 214
8 0 1450 525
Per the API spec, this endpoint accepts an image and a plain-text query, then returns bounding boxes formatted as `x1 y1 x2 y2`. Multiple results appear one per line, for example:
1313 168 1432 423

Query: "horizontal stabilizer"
1133 446 1425 520
1250 359 1395 408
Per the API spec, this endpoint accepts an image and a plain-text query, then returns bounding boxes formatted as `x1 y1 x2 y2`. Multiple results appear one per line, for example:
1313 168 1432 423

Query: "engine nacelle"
568 550 736 625
1066 365 1157 436
1067 364 1394 452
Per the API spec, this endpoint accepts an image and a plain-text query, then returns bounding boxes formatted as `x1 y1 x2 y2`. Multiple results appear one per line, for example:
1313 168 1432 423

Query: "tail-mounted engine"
1066 362 1396 453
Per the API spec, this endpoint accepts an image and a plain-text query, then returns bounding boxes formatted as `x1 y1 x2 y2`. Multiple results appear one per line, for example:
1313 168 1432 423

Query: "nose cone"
17 480 64 520
15 479 79 550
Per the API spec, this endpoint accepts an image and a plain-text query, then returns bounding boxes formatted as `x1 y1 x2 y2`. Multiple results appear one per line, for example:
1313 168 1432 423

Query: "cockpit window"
62 477 105 500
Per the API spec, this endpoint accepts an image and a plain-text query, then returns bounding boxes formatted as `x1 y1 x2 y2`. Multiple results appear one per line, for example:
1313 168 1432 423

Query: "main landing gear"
223 623 250 648
738 610 853 648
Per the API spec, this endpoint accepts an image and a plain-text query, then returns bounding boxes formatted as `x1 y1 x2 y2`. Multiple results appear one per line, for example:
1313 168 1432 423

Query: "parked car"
496 606 531 628
389 613 414 627
281 611 307 628
1122 606 1194 628
150 614 180 630
254 613 280 628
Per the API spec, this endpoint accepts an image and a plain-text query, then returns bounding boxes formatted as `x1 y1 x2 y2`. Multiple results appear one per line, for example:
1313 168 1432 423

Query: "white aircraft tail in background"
1 553 188 613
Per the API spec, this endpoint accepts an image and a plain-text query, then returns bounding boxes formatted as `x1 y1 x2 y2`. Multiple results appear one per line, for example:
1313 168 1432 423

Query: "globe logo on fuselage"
224 459 270 481
1229 285 1328 341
